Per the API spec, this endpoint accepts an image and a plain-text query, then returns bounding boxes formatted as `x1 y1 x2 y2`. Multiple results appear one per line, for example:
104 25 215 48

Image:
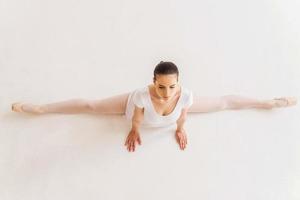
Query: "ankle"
37 105 46 114
22 104 44 114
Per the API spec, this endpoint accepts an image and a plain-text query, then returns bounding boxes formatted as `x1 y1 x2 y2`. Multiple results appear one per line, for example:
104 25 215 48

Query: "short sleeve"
185 90 193 108
132 89 144 108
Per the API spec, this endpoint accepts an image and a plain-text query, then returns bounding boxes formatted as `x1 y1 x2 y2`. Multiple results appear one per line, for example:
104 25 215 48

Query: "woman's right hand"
124 129 142 152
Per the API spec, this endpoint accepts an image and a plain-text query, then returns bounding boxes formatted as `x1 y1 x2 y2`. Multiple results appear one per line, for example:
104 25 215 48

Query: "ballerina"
11 61 298 152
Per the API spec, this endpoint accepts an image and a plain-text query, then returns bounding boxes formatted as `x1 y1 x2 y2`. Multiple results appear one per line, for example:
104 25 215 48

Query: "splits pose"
11 61 298 152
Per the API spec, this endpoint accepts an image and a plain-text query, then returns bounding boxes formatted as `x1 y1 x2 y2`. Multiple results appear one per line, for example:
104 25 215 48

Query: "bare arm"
131 106 144 131
176 107 188 131
125 105 144 152
175 107 189 150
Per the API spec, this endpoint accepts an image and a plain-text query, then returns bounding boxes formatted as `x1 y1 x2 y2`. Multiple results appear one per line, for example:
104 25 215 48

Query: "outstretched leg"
12 92 131 115
188 94 279 113
87 92 130 114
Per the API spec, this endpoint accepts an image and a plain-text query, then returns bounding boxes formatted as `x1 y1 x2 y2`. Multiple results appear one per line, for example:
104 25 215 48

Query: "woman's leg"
87 92 131 114
14 92 131 115
188 94 273 113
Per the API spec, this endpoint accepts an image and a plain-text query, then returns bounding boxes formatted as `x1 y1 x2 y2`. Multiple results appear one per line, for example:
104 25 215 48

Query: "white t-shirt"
125 85 193 127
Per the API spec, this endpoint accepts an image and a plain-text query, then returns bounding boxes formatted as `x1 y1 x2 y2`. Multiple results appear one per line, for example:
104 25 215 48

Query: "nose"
164 90 171 97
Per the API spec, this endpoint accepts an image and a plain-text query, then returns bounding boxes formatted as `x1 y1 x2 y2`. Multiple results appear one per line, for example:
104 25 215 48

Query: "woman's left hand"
175 128 187 150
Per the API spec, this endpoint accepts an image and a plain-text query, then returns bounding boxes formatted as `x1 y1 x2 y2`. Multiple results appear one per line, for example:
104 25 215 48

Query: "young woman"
11 61 297 152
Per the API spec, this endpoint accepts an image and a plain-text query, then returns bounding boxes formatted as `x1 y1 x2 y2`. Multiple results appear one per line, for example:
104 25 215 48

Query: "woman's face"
153 74 179 100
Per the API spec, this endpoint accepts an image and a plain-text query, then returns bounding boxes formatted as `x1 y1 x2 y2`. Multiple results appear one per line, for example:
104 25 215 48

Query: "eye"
159 87 175 89
159 86 175 89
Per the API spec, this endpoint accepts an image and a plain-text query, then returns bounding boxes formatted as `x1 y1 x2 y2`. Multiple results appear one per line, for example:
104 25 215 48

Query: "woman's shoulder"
133 85 148 96
180 85 193 96
179 86 193 107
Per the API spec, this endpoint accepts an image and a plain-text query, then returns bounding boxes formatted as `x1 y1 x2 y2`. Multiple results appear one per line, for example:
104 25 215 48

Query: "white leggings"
21 92 268 115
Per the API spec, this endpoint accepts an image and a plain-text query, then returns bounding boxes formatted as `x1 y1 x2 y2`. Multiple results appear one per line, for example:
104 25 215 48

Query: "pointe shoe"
12 102 44 114
272 97 298 108
11 102 25 113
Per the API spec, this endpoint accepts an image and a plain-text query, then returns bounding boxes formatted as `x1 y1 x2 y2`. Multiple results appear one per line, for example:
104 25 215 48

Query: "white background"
1 0 299 199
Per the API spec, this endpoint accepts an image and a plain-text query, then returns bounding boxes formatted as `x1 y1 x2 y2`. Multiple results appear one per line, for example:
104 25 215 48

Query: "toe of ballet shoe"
274 97 297 107
12 102 25 112
287 97 298 106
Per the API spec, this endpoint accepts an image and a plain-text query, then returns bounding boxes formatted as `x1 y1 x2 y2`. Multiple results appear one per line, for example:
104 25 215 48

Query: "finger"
138 136 142 145
182 135 187 144
177 137 181 147
132 142 135 151
132 141 135 152
128 141 132 152
181 139 185 150
183 136 187 144
128 141 132 151
175 135 178 143
176 135 180 144
178 136 183 149
130 141 134 152
125 136 130 146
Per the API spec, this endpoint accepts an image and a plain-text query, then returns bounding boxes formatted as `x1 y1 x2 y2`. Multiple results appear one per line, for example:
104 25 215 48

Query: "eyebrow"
159 84 176 87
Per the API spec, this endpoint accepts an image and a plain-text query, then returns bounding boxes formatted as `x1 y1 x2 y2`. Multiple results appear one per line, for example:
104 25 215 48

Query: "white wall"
1 0 299 199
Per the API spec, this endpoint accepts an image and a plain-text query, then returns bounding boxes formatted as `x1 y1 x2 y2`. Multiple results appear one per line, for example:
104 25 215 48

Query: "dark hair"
153 61 179 82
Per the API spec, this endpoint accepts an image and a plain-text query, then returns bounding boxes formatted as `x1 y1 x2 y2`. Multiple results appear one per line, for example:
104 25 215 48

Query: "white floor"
1 0 300 199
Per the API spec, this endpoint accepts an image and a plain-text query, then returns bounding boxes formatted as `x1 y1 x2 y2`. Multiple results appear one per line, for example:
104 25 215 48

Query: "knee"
86 99 102 113
75 98 93 112
221 95 242 109
84 100 94 112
